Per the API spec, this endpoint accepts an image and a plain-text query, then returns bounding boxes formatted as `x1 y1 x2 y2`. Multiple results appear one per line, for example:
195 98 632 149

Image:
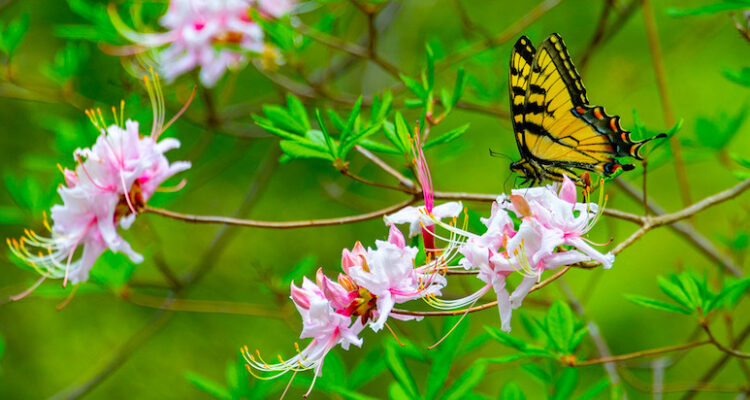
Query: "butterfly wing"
509 36 536 155
520 33 662 177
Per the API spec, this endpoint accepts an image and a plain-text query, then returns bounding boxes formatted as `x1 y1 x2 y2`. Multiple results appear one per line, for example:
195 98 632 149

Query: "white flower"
384 201 463 237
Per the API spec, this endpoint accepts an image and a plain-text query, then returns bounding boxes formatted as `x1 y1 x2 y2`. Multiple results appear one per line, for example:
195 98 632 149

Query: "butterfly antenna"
489 148 513 161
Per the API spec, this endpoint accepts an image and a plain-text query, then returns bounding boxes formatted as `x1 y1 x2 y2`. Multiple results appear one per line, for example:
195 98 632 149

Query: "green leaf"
262 105 306 135
546 301 575 353
0 14 29 56
348 348 388 389
625 295 692 315
442 362 487 400
519 313 543 340
677 273 703 309
426 316 468 399
339 96 363 147
500 382 525 400
394 112 412 151
388 382 413 400
286 94 310 131
575 377 609 400
358 138 402 154
400 73 428 101
327 384 380 400
279 140 333 161
326 109 346 132
485 327 528 352
185 372 232 400
521 364 551 384
385 345 420 399
658 276 694 309
723 67 750 87
426 44 435 91
707 277 750 311
569 326 588 351
451 68 466 108
550 368 578 400
423 124 470 149
440 88 452 113
254 119 307 142
666 1 750 17
314 109 338 158
484 353 534 364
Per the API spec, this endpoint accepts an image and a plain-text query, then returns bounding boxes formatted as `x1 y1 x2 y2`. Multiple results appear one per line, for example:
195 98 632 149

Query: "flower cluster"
7 74 191 297
111 0 295 87
243 224 446 395
243 134 616 392
441 176 613 332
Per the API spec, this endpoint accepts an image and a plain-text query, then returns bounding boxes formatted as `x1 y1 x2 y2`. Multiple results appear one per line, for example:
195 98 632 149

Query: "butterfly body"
508 33 665 186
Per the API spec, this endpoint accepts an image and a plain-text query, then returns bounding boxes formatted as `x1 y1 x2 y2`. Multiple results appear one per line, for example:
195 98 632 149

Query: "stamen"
10 276 46 301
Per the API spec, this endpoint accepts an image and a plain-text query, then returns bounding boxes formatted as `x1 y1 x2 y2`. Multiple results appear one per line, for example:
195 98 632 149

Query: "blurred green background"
0 0 749 398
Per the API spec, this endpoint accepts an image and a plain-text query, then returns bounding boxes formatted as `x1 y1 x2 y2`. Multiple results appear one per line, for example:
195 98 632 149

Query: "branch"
573 340 711 367
642 0 692 207
615 178 743 277
701 322 750 359
354 145 416 190
648 178 750 228
143 197 417 229
120 288 287 318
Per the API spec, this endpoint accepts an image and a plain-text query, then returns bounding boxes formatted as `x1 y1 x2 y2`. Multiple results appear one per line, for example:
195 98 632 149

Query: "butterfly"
508 33 666 186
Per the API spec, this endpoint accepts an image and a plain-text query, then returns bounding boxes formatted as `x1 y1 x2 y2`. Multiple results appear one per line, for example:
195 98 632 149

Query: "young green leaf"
657 276 694 310
426 44 435 91
625 295 692 315
357 138 402 154
550 368 578 400
279 140 334 161
441 362 487 400
348 348 388 390
385 345 420 399
485 327 528 352
0 14 30 57
286 94 310 131
184 371 232 400
546 301 575 353
262 105 306 135
521 364 551 384
394 112 412 152
666 1 750 17
388 382 414 400
569 326 588 352
723 67 750 87
314 109 338 158
500 382 526 400
575 377 609 400
400 74 428 101
423 124 470 149
451 68 466 108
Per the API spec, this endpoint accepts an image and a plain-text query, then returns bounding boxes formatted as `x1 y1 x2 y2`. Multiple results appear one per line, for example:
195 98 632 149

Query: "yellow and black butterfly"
508 33 665 186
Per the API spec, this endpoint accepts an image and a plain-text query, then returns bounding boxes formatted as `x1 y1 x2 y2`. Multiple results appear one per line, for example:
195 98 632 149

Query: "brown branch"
647 178 750 228
120 288 287 318
573 340 711 367
701 321 750 359
682 320 750 399
354 145 416 190
642 0 692 207
143 197 417 229
340 169 408 192
614 178 743 277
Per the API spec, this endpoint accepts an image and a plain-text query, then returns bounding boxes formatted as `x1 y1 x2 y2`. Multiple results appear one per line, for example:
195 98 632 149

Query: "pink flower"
8 78 191 293
111 0 291 86
245 277 362 396
384 201 463 237
347 225 445 331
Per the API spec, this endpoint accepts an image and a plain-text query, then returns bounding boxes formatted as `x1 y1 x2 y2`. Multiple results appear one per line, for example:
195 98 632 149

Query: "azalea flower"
347 225 445 331
110 0 294 87
7 74 191 297
244 277 363 397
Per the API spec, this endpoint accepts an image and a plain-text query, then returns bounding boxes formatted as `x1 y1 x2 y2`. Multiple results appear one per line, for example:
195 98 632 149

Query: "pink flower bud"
559 175 577 204
290 283 310 310
388 224 406 249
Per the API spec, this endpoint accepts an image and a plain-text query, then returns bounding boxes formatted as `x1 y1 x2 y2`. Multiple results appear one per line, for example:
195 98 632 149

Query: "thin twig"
615 178 743 277
641 0 692 207
143 197 417 229
701 322 750 359
573 340 711 367
120 288 287 318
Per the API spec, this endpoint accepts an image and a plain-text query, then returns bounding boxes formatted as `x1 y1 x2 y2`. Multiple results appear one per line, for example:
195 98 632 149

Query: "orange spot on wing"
610 118 618 131
575 107 586 114
594 108 603 119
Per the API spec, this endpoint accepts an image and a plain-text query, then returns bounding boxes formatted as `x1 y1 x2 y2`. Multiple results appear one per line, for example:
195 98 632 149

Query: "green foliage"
0 14 29 57
57 0 120 42
42 42 90 85
666 0 750 17
723 67 750 87
186 354 280 399
693 104 746 150
486 301 586 360
627 271 750 315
